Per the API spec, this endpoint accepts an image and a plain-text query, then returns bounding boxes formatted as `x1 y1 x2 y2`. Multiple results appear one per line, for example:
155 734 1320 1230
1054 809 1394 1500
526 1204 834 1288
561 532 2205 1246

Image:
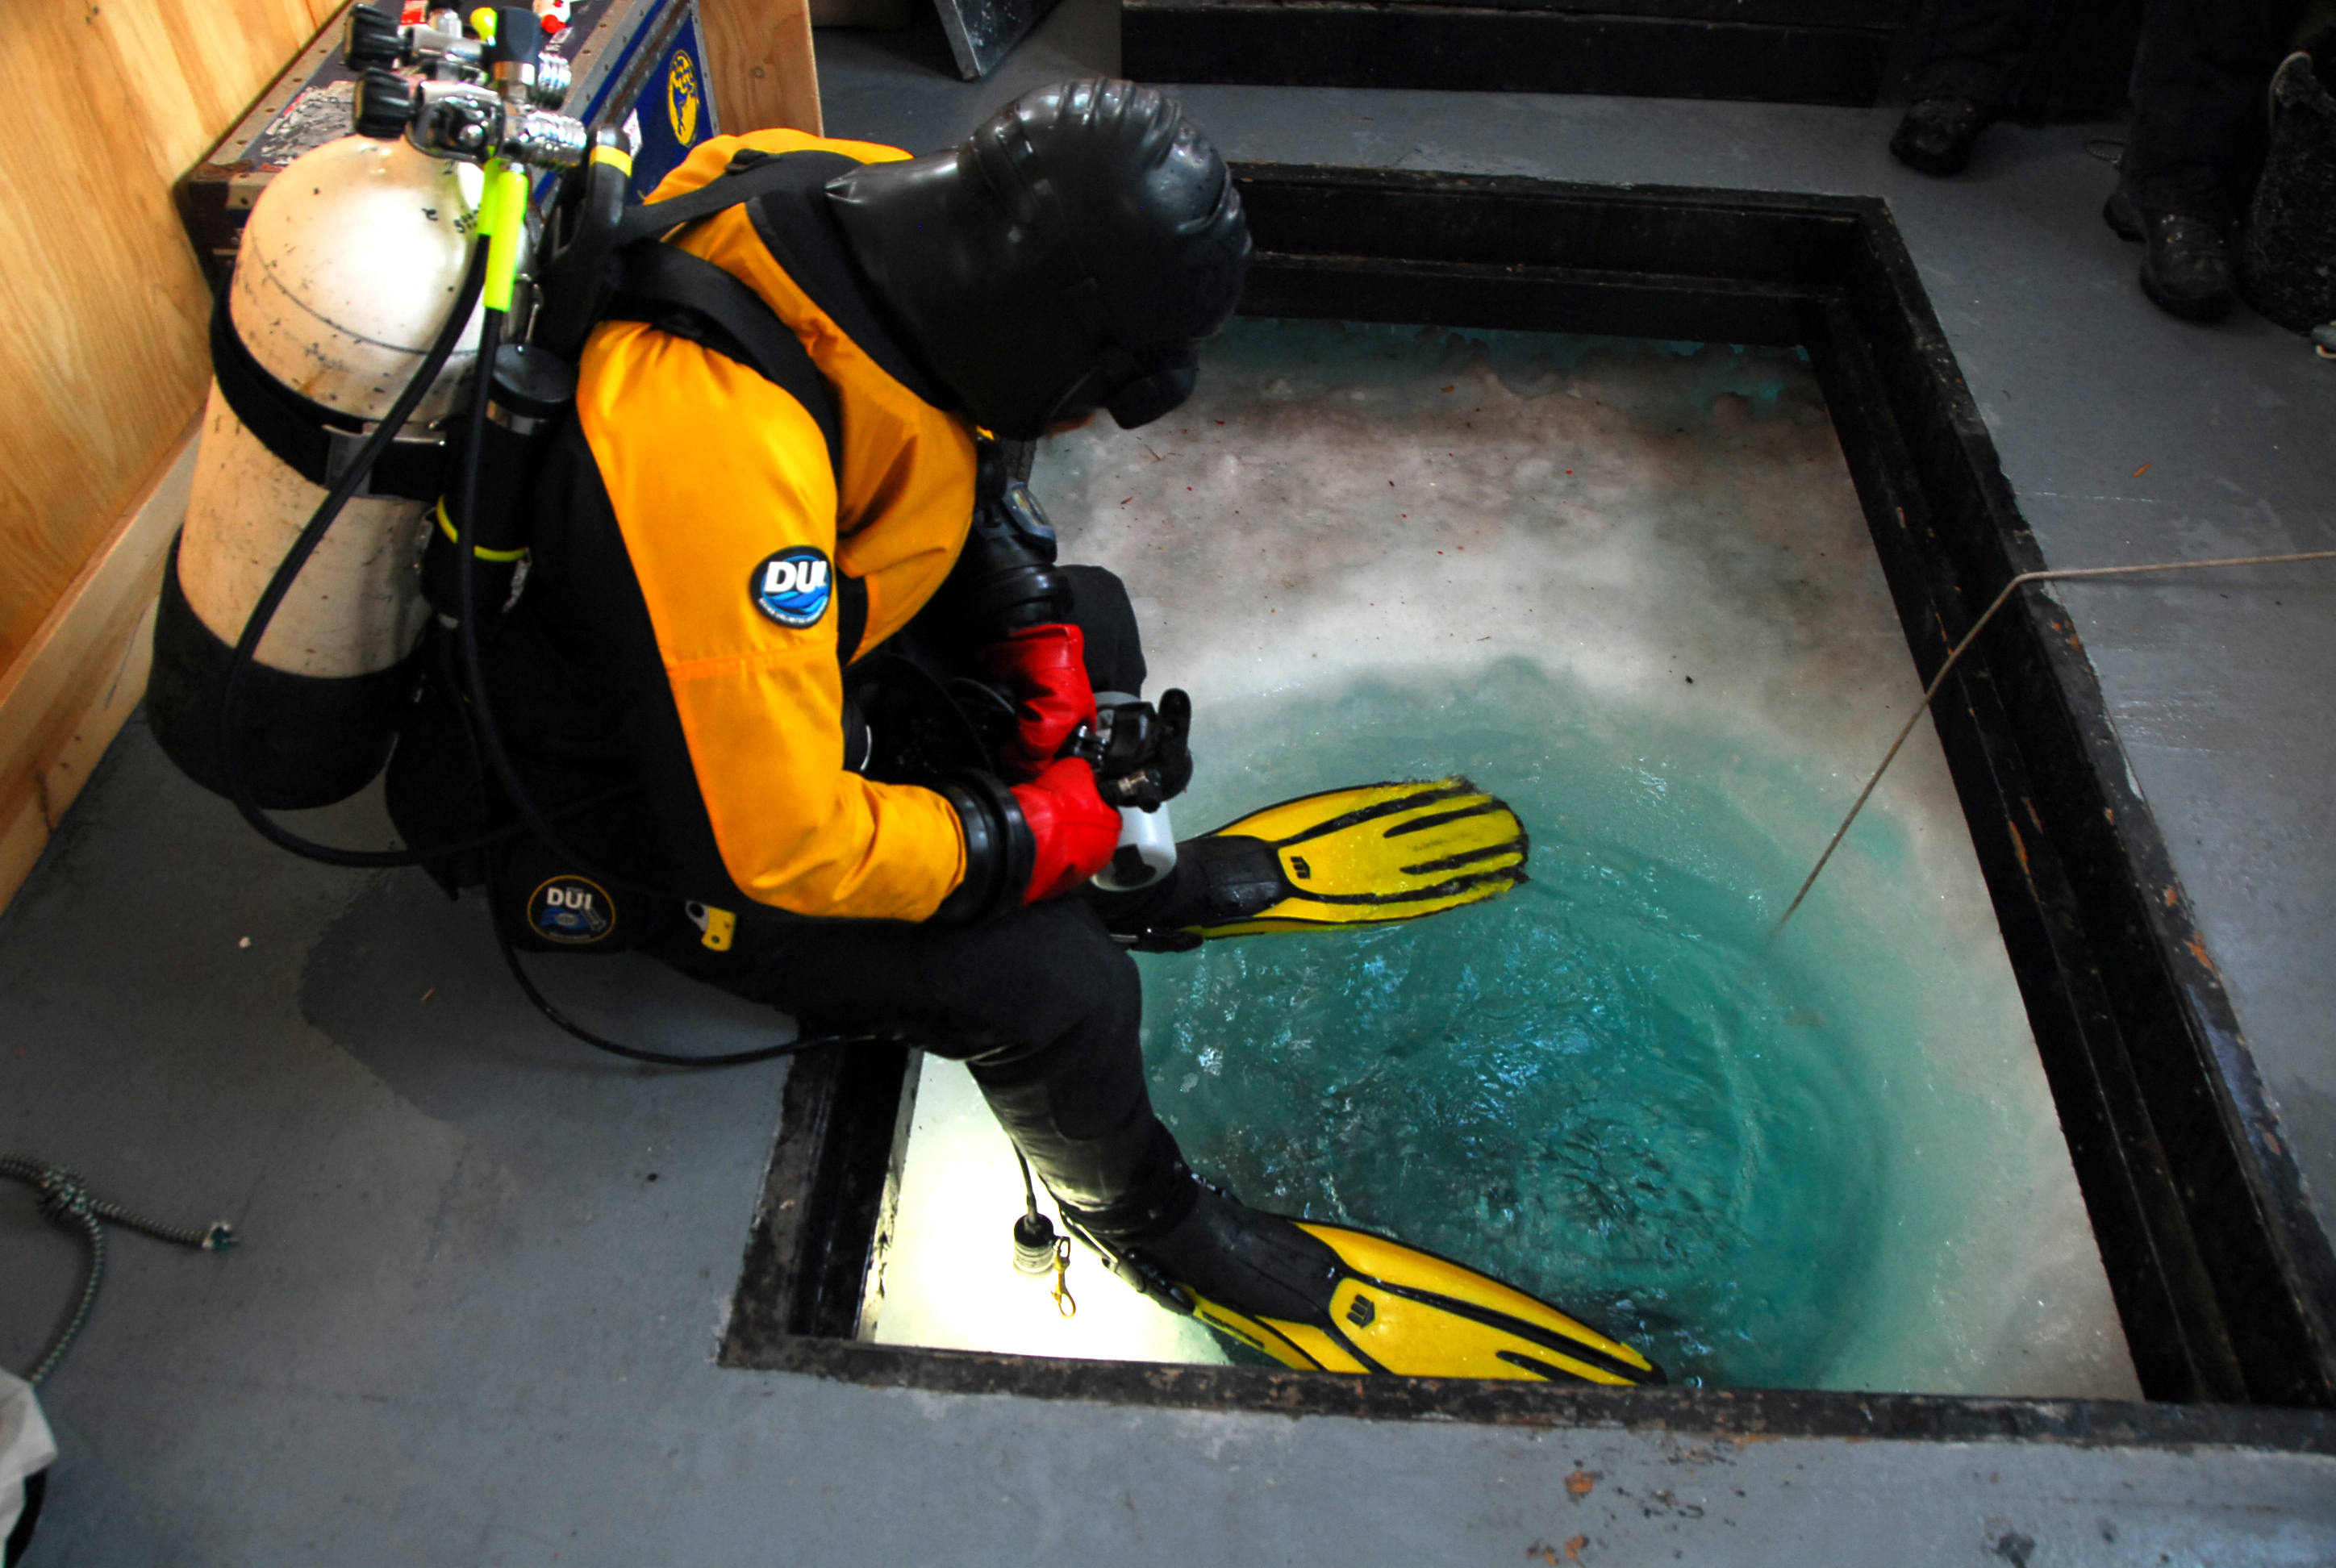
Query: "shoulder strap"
738 152 956 410
607 152 812 248
595 150 865 659
599 241 842 480
594 150 849 481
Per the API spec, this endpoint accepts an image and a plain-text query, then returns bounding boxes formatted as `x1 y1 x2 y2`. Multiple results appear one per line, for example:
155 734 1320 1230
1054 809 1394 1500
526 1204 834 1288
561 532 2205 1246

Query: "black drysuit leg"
653 899 1185 1224
2124 0 2308 218
1911 0 2304 217
648 562 1189 1232
1910 0 2054 107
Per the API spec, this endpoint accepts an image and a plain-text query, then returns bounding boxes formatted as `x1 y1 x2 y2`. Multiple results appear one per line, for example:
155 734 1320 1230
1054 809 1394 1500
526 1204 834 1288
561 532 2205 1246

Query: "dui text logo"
529 876 615 946
752 547 832 628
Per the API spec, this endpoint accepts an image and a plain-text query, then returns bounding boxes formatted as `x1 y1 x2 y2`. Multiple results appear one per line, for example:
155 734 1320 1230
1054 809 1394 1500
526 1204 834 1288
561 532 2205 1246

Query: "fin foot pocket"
1088 1183 1662 1384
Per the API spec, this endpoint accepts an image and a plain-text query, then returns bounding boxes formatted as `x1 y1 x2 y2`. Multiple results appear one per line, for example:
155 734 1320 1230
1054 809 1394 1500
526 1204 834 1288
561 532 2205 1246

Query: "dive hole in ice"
867 322 2139 1399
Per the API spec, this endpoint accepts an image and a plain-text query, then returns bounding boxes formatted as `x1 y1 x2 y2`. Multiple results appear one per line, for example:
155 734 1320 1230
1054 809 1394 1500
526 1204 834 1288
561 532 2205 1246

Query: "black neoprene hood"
824 79 1252 439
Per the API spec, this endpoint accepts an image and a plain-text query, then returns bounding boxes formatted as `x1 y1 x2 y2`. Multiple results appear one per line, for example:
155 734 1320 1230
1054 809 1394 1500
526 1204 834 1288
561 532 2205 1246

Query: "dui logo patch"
529 875 615 946
751 547 832 628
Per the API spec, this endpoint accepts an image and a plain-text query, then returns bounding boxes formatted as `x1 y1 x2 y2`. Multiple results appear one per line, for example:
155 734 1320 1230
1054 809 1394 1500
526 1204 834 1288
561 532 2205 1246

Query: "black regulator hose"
449 303 646 898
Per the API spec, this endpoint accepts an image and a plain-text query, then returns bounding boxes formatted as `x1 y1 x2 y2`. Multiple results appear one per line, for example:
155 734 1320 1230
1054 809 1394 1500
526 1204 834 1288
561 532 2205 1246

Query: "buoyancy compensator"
148 3 583 811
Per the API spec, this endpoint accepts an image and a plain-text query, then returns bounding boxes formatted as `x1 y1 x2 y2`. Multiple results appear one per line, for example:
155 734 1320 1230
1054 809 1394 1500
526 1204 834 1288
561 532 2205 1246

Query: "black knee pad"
1061 565 1146 697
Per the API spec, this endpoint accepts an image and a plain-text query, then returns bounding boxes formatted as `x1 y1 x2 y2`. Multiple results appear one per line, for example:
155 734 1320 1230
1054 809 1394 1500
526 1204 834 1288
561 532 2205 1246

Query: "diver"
386 78 1659 1386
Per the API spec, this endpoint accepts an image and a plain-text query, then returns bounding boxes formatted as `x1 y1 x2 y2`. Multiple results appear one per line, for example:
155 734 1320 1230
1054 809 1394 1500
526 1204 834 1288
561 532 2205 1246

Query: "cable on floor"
0 1157 236 1386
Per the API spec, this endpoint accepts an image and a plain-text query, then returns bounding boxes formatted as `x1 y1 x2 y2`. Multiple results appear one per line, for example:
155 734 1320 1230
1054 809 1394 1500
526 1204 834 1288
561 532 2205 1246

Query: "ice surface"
872 322 2140 1397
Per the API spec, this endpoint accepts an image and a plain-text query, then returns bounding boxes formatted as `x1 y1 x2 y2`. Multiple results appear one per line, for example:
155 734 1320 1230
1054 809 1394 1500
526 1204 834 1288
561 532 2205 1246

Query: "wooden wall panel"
0 0 336 678
702 0 824 138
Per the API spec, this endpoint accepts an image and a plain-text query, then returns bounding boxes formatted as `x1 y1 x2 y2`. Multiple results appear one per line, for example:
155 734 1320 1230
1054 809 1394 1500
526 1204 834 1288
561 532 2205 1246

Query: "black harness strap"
207 286 450 501
599 240 843 481
607 152 812 248
594 151 866 657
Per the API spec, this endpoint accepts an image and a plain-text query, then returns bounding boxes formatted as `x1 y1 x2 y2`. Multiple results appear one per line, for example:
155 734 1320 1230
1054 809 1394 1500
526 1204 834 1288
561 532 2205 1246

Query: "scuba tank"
149 4 579 811
150 133 491 808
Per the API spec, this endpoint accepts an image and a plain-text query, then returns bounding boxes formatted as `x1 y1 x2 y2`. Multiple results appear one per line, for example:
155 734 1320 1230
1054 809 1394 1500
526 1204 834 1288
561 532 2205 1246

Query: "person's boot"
1888 98 1997 177
2104 186 2235 323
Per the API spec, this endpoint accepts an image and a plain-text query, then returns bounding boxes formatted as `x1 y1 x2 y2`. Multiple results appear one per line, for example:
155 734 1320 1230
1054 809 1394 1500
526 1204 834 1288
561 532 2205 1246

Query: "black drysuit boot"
1890 98 1999 176
2106 185 2237 321
1072 1173 1339 1323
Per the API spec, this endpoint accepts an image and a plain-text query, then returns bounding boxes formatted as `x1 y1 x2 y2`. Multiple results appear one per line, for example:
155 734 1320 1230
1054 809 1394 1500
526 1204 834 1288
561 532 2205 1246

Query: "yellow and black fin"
1182 777 1529 940
1085 1185 1662 1385
1186 1222 1662 1385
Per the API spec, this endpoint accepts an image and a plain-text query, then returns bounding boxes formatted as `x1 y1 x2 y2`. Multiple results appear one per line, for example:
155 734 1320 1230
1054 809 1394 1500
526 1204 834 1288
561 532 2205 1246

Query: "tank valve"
351 74 586 171
344 3 574 108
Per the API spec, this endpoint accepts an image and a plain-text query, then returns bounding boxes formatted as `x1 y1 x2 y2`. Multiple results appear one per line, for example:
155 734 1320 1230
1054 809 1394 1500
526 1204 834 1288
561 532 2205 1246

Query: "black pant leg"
645 565 1181 1222
649 899 1185 1219
1913 0 2057 106
2125 0 2309 216
1060 564 1148 699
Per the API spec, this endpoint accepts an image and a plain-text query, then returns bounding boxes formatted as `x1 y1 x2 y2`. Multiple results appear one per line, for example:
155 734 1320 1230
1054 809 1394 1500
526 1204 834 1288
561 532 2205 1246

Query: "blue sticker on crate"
628 12 714 199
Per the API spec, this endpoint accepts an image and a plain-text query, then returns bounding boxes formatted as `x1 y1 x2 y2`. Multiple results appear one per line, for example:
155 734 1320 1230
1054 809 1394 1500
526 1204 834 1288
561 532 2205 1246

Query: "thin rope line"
1772 548 2336 936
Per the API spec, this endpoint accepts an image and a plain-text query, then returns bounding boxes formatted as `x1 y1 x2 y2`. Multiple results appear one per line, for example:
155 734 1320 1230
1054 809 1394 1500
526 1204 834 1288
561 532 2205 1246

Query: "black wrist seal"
932 771 1037 924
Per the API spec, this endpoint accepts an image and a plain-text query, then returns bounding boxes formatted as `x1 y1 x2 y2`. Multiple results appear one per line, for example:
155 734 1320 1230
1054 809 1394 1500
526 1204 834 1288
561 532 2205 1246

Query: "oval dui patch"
529 875 616 946
752 547 832 629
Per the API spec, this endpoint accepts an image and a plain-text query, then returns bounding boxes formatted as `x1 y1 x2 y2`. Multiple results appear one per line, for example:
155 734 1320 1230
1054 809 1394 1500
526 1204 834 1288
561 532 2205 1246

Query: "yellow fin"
1188 778 1530 940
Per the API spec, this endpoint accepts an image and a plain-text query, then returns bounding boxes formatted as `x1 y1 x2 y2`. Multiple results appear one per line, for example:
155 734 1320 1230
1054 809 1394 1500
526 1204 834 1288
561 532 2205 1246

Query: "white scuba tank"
150 133 508 808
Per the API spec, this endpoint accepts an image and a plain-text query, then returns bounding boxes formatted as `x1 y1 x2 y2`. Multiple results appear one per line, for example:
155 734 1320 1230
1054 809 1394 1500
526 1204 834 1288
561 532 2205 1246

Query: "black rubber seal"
931 771 1033 924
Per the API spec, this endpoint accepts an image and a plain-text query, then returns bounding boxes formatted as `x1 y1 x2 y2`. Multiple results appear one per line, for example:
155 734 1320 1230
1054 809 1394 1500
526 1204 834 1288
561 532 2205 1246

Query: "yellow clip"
478 159 529 315
1049 1236 1077 1319
700 906 736 952
592 144 636 177
469 6 497 40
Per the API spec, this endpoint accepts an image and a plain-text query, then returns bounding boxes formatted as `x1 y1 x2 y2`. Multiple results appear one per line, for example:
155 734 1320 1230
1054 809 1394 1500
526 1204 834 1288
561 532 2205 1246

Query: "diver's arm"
578 323 970 920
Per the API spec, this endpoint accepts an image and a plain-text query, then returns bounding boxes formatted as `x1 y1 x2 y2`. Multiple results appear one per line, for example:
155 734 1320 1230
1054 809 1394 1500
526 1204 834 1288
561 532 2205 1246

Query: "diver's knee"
1061 564 1146 696
922 899 1135 1058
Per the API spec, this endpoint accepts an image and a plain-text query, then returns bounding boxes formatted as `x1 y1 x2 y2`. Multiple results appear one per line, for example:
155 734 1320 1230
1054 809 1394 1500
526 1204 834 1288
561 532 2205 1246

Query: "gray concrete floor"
5 6 2335 1562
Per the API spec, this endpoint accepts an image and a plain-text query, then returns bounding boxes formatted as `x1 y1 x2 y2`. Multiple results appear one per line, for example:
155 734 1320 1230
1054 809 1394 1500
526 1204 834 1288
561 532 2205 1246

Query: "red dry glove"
1012 757 1122 903
977 623 1098 781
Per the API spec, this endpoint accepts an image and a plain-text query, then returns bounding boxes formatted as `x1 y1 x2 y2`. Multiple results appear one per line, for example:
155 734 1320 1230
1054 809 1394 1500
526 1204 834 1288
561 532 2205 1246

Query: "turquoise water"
1137 661 1927 1389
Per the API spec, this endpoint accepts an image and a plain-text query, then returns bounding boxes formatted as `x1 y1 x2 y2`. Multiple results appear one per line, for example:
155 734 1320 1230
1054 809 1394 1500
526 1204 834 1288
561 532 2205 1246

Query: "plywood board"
0 0 338 678
0 426 197 915
699 0 824 136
